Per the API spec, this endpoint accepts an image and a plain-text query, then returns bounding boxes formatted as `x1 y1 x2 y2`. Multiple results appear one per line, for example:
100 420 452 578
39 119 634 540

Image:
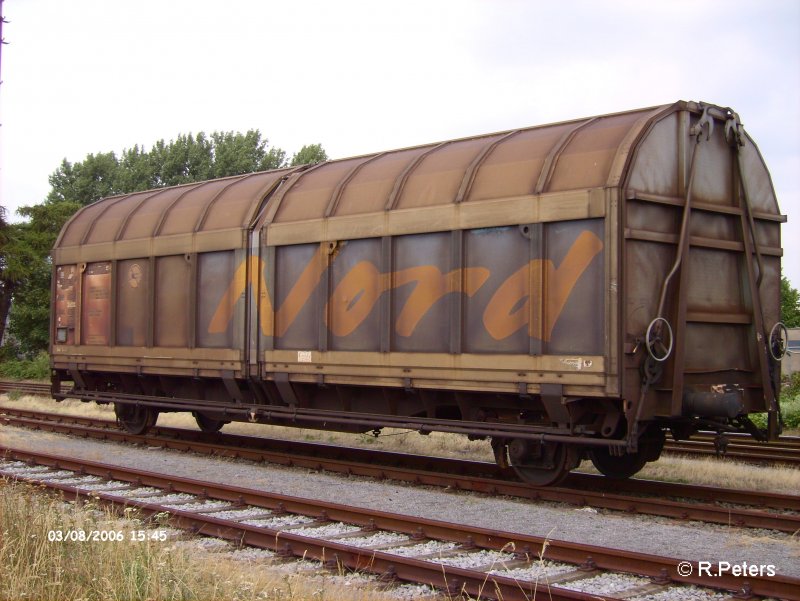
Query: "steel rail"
3 408 798 534
1 444 797 600
663 439 800 465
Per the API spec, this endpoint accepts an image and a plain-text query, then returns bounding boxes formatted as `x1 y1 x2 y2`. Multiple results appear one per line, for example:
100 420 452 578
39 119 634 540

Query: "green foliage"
7 259 52 356
749 373 800 430
781 275 800 327
0 206 14 345
0 351 50 380
779 396 800 430
784 372 800 400
290 143 328 166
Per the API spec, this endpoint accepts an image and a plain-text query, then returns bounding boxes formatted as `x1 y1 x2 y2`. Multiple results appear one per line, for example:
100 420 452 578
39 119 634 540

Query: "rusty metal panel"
54 265 78 345
690 118 733 204
624 240 675 340
123 187 189 240
626 200 678 236
84 196 141 244
463 226 531 354
465 122 577 202
328 238 383 351
159 179 232 236
688 210 738 242
81 262 112 345
547 111 646 193
58 202 109 247
196 251 237 348
391 233 452 353
544 220 605 355
760 256 782 331
274 244 322 350
625 114 680 198
202 170 291 231
154 255 190 347
56 171 292 250
116 259 149 346
685 248 742 315
684 324 750 372
394 136 502 210
333 148 431 217
274 159 365 223
739 139 780 213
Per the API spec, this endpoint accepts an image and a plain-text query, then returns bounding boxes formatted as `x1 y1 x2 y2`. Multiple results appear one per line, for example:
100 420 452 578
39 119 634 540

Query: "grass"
751 392 800 431
0 480 406 601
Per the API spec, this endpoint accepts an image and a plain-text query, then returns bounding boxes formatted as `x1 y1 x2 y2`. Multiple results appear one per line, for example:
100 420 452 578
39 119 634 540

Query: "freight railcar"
50 101 787 485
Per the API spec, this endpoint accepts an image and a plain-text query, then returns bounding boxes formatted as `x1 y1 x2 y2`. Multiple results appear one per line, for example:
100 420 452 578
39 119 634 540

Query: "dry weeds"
0 479 414 601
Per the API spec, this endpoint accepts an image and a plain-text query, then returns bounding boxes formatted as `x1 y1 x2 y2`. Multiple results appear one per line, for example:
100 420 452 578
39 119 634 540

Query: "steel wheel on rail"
589 426 665 479
114 403 158 435
503 439 579 487
193 412 228 433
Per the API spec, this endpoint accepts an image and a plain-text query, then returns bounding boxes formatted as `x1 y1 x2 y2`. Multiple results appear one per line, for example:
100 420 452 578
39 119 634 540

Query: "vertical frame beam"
528 223 544 356
109 260 118 347
146 256 155 348
380 236 393 353
449 230 463 355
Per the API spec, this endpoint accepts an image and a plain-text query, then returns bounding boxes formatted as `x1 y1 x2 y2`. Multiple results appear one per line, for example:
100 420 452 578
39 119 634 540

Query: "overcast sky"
1 0 798 284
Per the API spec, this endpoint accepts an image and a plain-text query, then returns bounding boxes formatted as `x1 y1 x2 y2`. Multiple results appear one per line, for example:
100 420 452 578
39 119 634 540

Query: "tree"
2 201 81 355
211 130 287 177
781 275 800 328
0 205 14 346
46 152 121 206
290 143 328 166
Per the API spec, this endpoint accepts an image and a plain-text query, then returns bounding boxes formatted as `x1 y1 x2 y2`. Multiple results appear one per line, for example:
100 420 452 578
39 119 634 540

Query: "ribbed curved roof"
56 168 295 248
55 100 781 251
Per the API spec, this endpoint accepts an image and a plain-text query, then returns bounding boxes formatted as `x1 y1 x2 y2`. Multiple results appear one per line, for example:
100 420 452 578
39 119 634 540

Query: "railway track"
2 379 799 467
2 444 797 600
2 406 799 535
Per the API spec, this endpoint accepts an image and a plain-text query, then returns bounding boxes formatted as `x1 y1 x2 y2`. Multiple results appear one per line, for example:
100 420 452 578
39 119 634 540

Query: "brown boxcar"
50 100 787 485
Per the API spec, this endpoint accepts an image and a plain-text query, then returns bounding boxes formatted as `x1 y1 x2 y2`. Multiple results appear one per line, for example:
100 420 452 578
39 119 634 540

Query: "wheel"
588 447 649 479
589 427 665 479
193 412 227 433
114 403 157 435
769 322 788 361
645 317 673 362
505 439 579 487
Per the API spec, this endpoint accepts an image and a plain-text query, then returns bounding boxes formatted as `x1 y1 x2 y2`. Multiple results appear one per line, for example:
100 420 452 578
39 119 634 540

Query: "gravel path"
1 423 798 580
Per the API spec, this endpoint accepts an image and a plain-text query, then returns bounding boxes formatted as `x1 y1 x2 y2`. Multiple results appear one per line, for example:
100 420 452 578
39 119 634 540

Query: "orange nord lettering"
483 231 603 341
209 230 601 342
208 248 327 337
327 265 490 338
